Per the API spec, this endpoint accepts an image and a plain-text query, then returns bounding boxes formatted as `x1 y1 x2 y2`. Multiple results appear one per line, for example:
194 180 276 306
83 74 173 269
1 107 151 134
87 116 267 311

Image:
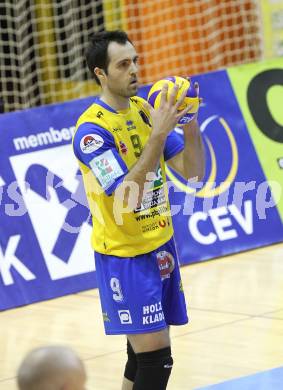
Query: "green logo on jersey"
152 166 163 188
95 158 113 177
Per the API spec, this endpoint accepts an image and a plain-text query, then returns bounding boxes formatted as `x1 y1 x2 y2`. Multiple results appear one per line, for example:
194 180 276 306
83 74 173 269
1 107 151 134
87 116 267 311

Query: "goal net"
0 0 263 112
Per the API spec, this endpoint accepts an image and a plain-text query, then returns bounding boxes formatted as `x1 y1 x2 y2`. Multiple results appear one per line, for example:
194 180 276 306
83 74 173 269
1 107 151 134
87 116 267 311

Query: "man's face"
104 40 139 98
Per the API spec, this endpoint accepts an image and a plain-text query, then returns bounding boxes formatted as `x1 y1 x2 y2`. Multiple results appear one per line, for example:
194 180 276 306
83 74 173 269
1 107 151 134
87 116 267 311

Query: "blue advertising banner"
0 99 97 310
0 68 282 310
139 72 283 263
163 71 283 263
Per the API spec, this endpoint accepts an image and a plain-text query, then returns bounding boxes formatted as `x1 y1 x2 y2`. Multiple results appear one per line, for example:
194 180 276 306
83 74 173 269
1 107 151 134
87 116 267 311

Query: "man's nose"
130 61 138 74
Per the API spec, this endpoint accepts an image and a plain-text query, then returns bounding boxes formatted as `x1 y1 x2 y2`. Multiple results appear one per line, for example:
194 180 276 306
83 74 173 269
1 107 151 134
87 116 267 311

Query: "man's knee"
127 328 170 353
124 339 137 382
133 346 173 390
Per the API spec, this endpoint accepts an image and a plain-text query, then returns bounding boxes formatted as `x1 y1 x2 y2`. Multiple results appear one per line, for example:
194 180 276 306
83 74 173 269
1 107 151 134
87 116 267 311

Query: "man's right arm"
120 83 190 207
74 84 190 208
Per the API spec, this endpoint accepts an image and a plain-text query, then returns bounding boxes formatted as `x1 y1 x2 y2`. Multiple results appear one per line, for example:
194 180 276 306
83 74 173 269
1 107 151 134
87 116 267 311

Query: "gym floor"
1 242 283 389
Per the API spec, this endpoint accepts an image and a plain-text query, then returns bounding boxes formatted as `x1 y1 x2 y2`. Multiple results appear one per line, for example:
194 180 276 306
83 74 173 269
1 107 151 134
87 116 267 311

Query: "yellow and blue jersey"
73 96 184 257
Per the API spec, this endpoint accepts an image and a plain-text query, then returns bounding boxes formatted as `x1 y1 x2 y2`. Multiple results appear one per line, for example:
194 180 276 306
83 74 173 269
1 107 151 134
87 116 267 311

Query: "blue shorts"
94 237 188 335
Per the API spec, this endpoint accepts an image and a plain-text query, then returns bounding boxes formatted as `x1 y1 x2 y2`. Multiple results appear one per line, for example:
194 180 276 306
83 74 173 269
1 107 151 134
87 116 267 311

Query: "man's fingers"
175 87 188 110
194 81 199 96
159 83 169 107
168 83 179 106
177 103 193 120
142 100 153 113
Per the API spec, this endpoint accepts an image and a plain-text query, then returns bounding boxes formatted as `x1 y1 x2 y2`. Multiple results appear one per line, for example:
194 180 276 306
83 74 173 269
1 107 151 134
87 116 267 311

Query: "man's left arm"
166 117 205 182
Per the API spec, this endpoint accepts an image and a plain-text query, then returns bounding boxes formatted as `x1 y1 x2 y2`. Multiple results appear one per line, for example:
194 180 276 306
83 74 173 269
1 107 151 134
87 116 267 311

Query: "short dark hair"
85 30 132 85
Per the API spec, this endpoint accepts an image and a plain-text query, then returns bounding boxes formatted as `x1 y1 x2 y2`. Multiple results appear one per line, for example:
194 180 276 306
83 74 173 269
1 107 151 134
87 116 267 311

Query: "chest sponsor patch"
80 133 104 154
134 186 166 213
89 149 124 190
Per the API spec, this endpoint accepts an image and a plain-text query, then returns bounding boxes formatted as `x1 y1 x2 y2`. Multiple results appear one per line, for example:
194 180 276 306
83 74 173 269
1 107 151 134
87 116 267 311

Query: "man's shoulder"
76 101 111 132
77 102 100 123
130 95 147 108
130 96 152 127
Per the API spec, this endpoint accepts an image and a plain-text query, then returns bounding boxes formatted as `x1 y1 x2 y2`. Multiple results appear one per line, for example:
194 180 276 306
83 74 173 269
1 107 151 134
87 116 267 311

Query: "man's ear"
94 67 106 83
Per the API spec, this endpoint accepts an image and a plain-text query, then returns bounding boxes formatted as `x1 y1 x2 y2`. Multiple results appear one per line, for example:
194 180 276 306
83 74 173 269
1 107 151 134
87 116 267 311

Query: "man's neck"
100 92 130 111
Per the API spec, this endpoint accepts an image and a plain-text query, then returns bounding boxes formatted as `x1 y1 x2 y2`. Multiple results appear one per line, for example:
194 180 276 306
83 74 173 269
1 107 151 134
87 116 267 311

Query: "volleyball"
147 76 199 125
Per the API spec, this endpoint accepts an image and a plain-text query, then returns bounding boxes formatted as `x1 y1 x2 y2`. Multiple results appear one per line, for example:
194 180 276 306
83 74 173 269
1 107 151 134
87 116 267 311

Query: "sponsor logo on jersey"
112 126 123 132
119 141 128 155
89 150 124 190
140 214 170 233
152 166 163 188
141 221 160 233
126 120 136 131
157 251 175 280
118 309 132 324
135 206 168 221
96 158 113 176
134 187 166 213
158 219 167 228
80 134 104 154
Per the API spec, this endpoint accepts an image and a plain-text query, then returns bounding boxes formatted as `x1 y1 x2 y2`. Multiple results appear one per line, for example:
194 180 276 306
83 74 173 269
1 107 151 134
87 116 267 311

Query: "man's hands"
164 79 205 182
143 83 191 140
192 81 201 120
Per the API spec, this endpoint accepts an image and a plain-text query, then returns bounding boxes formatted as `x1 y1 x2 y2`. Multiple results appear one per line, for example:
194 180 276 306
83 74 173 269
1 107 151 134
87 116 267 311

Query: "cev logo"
166 115 239 197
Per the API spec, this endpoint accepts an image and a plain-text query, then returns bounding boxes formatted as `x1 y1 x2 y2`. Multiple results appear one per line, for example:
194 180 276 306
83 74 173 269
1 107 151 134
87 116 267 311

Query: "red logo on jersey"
159 219 166 228
84 135 94 146
80 134 104 154
119 141 128 155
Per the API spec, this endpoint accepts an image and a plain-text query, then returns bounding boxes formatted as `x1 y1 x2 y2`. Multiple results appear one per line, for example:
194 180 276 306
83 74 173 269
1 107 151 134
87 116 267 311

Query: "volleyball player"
73 30 205 390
